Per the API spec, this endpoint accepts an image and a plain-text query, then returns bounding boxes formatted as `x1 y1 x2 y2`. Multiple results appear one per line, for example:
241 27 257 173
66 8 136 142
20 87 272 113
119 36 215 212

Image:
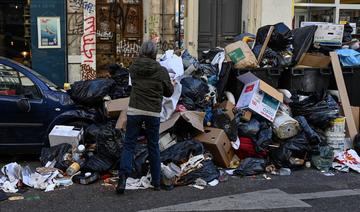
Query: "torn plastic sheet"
333 149 360 173
160 50 184 80
161 82 182 122
125 174 153 190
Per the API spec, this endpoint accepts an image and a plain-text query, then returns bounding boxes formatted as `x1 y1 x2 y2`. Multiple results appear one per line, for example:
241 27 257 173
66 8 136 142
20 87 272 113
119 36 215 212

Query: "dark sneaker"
153 185 161 191
116 175 127 195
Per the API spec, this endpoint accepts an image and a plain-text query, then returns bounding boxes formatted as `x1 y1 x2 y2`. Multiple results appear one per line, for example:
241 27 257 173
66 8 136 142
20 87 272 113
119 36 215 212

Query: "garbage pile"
2 21 360 196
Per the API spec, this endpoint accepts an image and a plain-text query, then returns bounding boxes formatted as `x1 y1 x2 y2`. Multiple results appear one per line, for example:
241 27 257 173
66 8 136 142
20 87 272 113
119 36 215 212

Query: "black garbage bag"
291 25 317 64
354 133 360 155
40 144 73 171
254 123 273 152
182 49 200 70
199 48 223 63
238 118 261 138
133 143 150 178
83 155 114 172
255 22 293 51
269 132 311 168
216 62 233 102
290 92 339 130
108 64 131 99
85 121 123 160
180 77 210 110
177 160 219 185
295 116 322 145
198 64 218 77
343 22 353 43
69 78 116 106
212 109 238 141
234 158 267 176
161 140 204 165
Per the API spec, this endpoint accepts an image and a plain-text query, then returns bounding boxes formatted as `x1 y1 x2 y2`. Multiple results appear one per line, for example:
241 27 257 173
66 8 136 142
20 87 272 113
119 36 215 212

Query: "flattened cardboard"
330 52 358 141
195 127 234 168
216 101 235 120
159 111 205 134
105 98 130 117
296 53 331 69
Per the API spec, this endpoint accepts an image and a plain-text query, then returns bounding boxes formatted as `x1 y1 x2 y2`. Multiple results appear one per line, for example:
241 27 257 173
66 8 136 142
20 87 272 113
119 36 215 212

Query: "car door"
0 62 48 149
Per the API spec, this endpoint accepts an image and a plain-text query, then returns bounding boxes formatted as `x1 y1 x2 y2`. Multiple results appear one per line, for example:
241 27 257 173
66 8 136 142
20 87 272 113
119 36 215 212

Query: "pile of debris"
1 21 360 197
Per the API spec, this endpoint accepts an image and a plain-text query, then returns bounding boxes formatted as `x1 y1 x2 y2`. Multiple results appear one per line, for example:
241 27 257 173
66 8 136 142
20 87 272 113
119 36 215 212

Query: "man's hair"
139 41 158 59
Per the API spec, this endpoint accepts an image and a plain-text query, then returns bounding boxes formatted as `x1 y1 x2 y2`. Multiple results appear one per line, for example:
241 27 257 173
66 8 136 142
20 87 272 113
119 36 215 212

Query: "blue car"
0 57 99 154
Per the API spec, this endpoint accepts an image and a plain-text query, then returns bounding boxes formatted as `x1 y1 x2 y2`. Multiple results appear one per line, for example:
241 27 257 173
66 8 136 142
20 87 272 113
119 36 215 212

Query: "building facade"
1 0 359 86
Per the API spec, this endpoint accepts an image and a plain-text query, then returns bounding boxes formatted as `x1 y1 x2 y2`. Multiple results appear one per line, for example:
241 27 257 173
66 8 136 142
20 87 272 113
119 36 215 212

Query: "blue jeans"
118 115 161 186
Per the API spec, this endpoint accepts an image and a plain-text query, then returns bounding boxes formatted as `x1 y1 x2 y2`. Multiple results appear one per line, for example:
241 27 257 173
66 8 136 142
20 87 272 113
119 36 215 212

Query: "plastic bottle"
72 144 85 162
279 168 291 176
66 162 80 176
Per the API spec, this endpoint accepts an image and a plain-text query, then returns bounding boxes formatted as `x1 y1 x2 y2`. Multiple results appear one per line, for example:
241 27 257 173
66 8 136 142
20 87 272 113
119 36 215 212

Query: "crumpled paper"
0 162 62 193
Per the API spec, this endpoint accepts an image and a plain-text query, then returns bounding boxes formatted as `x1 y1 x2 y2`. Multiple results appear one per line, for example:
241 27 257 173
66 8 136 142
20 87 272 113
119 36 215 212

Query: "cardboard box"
301 22 344 46
225 41 257 69
236 72 283 122
159 133 177 152
296 53 331 69
216 101 252 122
105 98 129 118
216 101 235 120
49 125 83 147
160 111 205 134
195 127 234 168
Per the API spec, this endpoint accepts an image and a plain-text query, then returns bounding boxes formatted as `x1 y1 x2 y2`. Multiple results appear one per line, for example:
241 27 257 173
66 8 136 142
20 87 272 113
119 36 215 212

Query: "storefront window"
0 1 31 66
340 0 360 3
295 0 335 3
340 9 360 34
295 7 335 27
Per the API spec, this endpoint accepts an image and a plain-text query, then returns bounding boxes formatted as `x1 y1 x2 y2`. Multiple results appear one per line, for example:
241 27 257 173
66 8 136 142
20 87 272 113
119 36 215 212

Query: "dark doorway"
198 0 242 55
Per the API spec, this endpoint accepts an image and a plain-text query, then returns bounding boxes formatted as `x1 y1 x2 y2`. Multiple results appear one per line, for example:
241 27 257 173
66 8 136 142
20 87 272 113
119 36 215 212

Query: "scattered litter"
8 195 24 201
208 179 219 186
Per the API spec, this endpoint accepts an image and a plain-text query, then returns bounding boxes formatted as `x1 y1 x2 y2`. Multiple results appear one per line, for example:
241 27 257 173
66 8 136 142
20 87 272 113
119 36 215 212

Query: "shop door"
198 0 242 55
96 0 143 76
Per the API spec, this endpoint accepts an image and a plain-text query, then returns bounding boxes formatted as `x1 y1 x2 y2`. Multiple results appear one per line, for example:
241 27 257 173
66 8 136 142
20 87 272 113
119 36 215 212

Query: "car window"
0 64 41 99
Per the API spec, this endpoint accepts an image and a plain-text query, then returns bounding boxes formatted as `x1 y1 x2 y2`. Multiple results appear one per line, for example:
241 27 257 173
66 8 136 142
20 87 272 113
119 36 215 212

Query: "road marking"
292 189 360 200
139 189 360 212
138 189 311 212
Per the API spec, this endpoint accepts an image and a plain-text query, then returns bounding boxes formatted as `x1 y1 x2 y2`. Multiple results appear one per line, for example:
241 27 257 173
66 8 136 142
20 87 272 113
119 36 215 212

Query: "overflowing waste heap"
2 22 360 194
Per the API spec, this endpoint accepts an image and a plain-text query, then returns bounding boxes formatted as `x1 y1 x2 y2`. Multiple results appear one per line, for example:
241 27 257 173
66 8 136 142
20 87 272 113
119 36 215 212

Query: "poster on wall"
37 17 61 49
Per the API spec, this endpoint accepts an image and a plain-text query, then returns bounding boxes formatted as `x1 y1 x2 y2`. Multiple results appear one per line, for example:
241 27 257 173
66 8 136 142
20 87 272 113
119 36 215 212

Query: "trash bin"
226 68 282 102
236 68 282 88
329 66 360 106
279 68 332 93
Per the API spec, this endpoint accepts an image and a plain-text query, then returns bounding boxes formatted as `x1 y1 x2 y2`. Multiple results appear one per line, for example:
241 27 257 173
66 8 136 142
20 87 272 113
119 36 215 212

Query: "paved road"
1 158 360 212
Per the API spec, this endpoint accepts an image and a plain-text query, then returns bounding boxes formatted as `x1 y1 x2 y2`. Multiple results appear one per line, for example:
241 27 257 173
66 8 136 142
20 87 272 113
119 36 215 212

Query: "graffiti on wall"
68 0 84 13
116 40 140 58
68 13 83 34
122 0 140 4
97 5 114 41
81 0 96 80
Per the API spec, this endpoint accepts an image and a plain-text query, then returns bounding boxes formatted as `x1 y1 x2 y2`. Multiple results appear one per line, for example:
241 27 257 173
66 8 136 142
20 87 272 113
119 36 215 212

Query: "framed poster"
37 17 61 48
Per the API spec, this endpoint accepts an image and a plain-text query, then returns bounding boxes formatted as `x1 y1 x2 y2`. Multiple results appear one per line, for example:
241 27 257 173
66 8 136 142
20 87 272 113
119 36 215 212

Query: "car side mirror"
17 98 31 113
